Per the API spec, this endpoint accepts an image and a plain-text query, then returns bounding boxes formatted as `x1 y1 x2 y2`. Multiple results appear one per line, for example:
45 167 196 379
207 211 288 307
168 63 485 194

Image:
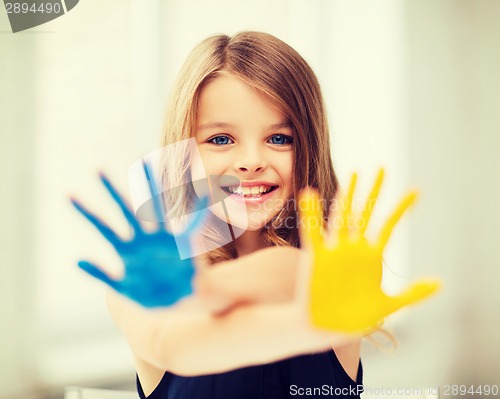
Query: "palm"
300 169 440 333
70 161 208 308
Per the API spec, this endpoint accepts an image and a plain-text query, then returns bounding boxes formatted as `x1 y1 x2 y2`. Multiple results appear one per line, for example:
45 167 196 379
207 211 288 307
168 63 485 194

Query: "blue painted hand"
70 161 209 308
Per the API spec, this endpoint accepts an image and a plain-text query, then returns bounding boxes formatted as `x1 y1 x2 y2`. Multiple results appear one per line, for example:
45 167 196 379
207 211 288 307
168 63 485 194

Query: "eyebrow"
198 122 235 130
198 120 293 131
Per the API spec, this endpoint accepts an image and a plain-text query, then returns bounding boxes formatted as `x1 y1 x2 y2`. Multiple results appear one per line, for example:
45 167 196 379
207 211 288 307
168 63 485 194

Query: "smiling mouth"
221 185 279 198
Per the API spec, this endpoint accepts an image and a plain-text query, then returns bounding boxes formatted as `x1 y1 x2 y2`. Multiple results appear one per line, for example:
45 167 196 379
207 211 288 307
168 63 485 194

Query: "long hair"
160 31 338 265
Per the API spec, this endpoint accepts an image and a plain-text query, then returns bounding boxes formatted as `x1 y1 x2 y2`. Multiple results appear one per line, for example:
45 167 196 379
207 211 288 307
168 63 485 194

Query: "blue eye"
208 134 293 146
208 135 233 145
269 134 293 145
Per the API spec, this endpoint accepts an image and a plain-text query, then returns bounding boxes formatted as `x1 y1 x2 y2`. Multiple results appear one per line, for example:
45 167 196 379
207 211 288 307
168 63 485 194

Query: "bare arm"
107 290 353 376
107 246 357 376
192 243 362 380
193 246 299 312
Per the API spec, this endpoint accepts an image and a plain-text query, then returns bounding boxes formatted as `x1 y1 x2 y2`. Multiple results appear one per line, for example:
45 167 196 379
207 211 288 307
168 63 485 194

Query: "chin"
205 194 284 234
232 211 279 234
222 214 262 232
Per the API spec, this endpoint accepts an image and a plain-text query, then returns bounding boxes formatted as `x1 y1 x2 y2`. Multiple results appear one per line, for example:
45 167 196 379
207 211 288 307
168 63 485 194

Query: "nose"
234 145 267 174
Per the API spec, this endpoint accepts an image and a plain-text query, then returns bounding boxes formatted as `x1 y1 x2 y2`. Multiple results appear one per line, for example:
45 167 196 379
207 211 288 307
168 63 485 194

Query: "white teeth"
225 185 275 195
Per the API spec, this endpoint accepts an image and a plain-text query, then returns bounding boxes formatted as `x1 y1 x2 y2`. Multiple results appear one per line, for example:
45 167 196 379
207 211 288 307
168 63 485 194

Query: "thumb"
297 187 324 251
77 260 122 292
387 279 441 314
185 195 211 234
177 195 211 260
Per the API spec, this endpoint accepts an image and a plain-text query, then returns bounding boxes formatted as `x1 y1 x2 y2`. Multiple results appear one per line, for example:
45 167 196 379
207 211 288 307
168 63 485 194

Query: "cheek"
199 151 230 175
277 153 294 189
191 150 228 184
190 149 221 200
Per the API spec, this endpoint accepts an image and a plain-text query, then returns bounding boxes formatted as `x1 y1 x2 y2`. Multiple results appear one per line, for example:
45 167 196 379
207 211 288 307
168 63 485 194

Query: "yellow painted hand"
299 169 441 333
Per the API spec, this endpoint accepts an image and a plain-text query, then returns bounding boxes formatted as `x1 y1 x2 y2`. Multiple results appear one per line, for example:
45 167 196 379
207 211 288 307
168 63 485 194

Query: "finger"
325 195 339 248
176 196 210 259
99 172 143 234
376 190 418 250
142 160 166 227
359 168 384 236
70 197 123 247
184 195 210 235
298 187 323 250
77 260 122 292
325 186 343 248
339 172 358 240
387 279 441 314
171 199 210 260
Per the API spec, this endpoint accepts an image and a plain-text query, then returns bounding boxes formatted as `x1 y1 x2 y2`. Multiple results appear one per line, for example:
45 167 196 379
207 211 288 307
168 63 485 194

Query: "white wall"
0 19 38 399
1 1 140 397
1 0 499 398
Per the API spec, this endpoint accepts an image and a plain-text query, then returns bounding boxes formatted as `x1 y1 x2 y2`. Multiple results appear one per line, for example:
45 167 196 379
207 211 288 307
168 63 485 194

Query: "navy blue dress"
137 350 363 398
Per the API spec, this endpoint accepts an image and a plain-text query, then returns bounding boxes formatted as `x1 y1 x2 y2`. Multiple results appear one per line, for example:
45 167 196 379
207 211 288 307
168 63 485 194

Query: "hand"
298 168 441 333
70 161 209 308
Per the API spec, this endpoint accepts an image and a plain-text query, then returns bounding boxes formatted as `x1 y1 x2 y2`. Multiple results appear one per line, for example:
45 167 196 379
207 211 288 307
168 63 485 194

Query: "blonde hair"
160 31 338 265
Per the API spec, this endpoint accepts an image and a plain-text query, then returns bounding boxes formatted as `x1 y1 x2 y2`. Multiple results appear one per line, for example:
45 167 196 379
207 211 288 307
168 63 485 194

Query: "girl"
71 31 437 398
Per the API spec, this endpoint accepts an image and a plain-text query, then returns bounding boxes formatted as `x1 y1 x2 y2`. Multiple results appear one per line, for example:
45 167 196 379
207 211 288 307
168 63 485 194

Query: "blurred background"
1 0 499 398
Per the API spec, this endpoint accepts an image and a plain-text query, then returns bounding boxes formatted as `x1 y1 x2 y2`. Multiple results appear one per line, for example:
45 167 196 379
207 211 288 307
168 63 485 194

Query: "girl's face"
194 73 294 232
